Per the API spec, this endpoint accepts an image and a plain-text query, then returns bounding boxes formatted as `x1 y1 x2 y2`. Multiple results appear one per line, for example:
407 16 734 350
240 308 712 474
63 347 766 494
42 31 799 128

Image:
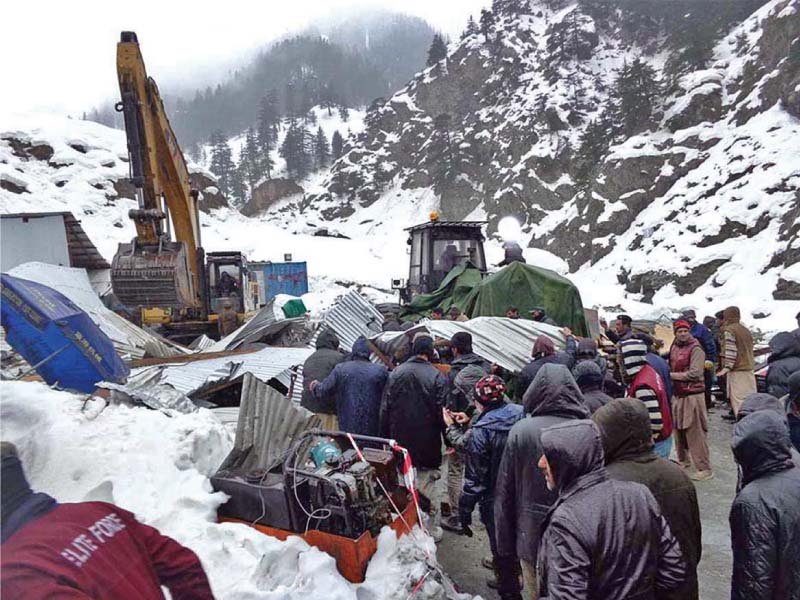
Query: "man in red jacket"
1 442 214 599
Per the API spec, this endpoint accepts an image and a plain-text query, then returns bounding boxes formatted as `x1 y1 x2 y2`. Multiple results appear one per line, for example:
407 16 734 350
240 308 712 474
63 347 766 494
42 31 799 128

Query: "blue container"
252 261 309 304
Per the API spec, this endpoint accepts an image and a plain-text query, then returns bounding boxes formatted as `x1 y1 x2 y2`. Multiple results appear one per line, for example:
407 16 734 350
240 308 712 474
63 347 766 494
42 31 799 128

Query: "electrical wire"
291 440 332 533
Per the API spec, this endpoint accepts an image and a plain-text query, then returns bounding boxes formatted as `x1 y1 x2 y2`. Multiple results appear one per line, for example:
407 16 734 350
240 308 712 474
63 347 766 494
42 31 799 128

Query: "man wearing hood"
516 336 571 401
565 332 607 376
718 306 756 417
620 338 674 460
442 375 523 588
669 320 712 481
734 392 800 493
1 443 213 599
381 334 448 540
572 361 612 414
536 420 686 599
310 336 388 437
765 331 800 399
593 399 701 600
730 410 800 600
302 328 345 429
494 364 590 600
788 371 800 452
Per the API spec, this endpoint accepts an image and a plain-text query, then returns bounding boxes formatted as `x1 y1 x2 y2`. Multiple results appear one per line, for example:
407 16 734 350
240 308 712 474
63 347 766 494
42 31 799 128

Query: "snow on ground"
0 381 468 600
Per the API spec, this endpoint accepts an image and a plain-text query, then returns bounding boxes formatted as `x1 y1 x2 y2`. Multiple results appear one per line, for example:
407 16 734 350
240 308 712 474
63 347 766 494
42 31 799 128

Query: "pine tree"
331 130 344 160
256 91 279 152
479 9 495 38
461 16 479 40
230 159 248 205
284 83 297 125
338 105 350 122
574 117 611 191
313 127 330 170
240 127 267 189
208 130 235 196
280 123 313 179
426 33 448 67
612 58 659 136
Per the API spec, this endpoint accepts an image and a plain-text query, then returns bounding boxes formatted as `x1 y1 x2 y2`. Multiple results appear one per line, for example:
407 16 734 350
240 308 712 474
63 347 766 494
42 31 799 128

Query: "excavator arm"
113 31 206 316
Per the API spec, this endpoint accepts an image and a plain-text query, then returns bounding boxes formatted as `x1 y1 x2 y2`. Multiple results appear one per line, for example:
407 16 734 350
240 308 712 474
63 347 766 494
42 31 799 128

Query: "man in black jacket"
593 398 701 600
766 331 800 399
730 410 800 600
302 329 345 429
494 364 589 600
443 332 489 529
516 336 571 401
537 420 686 599
572 361 612 414
381 334 448 541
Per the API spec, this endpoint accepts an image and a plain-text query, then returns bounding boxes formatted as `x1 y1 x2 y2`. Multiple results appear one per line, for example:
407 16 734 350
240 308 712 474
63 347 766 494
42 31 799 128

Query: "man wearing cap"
682 309 718 410
670 320 713 481
529 307 557 326
605 314 634 344
1 443 213 599
381 334 448 541
442 375 523 588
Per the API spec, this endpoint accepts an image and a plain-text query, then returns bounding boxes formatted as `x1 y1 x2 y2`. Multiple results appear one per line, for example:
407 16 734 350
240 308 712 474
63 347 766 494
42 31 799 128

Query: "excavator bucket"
111 241 196 316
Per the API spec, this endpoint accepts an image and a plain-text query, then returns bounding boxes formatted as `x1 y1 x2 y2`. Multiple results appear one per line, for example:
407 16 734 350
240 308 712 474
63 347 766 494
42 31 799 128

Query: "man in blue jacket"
683 310 718 409
442 375 523 588
311 336 388 436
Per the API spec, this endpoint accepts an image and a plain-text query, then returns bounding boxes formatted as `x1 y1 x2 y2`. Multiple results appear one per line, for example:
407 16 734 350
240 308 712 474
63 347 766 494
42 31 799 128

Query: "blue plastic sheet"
1 274 129 393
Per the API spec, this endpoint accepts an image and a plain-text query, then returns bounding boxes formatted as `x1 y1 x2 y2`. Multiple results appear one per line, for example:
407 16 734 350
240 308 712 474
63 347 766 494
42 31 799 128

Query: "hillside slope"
289 0 799 325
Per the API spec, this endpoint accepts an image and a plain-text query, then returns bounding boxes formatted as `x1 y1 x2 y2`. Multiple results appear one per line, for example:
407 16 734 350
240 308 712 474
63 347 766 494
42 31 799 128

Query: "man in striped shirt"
619 339 673 455
716 306 756 417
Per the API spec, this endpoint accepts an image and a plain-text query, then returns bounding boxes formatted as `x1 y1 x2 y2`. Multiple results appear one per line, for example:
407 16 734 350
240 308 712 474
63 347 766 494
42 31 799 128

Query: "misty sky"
1 0 488 118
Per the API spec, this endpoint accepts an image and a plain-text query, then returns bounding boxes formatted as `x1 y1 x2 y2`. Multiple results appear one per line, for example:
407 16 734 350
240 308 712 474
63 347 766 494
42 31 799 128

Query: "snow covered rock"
242 177 303 216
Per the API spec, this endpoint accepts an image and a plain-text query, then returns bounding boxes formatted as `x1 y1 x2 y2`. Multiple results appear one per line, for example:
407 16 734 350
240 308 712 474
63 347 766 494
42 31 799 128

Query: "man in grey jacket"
493 364 589 600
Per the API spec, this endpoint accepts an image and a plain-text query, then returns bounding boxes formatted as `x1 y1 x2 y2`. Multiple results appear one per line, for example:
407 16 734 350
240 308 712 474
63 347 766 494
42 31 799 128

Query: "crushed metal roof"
1 212 109 270
371 317 565 373
311 290 384 352
129 346 313 398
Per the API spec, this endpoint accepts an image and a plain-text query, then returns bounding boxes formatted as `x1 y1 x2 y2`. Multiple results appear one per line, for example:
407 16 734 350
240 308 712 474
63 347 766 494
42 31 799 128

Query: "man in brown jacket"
717 306 756 417
670 320 712 481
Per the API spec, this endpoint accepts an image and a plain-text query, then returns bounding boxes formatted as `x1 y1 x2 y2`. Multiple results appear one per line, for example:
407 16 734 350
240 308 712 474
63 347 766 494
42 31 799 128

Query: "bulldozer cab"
404 218 486 301
207 252 256 316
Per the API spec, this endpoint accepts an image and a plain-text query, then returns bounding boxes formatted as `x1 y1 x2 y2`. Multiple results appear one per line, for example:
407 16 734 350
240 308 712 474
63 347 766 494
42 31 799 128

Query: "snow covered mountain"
286 0 800 326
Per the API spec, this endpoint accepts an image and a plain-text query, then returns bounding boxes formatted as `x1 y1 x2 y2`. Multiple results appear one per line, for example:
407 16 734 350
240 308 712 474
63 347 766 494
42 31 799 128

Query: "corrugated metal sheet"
97 368 196 413
7 262 186 360
311 290 384 352
207 302 307 353
233 373 320 471
129 346 314 397
371 317 565 373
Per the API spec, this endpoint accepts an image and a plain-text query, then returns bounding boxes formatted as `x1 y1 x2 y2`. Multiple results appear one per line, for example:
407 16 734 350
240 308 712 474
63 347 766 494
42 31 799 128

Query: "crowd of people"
298 304 800 599
3 304 799 599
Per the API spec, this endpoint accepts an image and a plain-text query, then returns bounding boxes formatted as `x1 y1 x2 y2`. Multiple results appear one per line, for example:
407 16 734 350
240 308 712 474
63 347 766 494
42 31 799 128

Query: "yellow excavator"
111 31 254 341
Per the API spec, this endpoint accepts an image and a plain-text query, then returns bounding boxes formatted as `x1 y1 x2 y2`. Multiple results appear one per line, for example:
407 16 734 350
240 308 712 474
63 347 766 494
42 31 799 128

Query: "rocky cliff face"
300 0 800 309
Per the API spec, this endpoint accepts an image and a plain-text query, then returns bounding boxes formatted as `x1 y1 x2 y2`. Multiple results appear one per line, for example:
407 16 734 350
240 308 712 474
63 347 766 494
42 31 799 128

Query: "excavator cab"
206 252 256 317
402 215 487 303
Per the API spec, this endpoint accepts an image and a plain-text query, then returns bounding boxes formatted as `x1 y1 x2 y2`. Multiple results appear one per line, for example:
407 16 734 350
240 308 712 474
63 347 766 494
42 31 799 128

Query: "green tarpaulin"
402 262 588 336
465 262 588 336
401 262 483 320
